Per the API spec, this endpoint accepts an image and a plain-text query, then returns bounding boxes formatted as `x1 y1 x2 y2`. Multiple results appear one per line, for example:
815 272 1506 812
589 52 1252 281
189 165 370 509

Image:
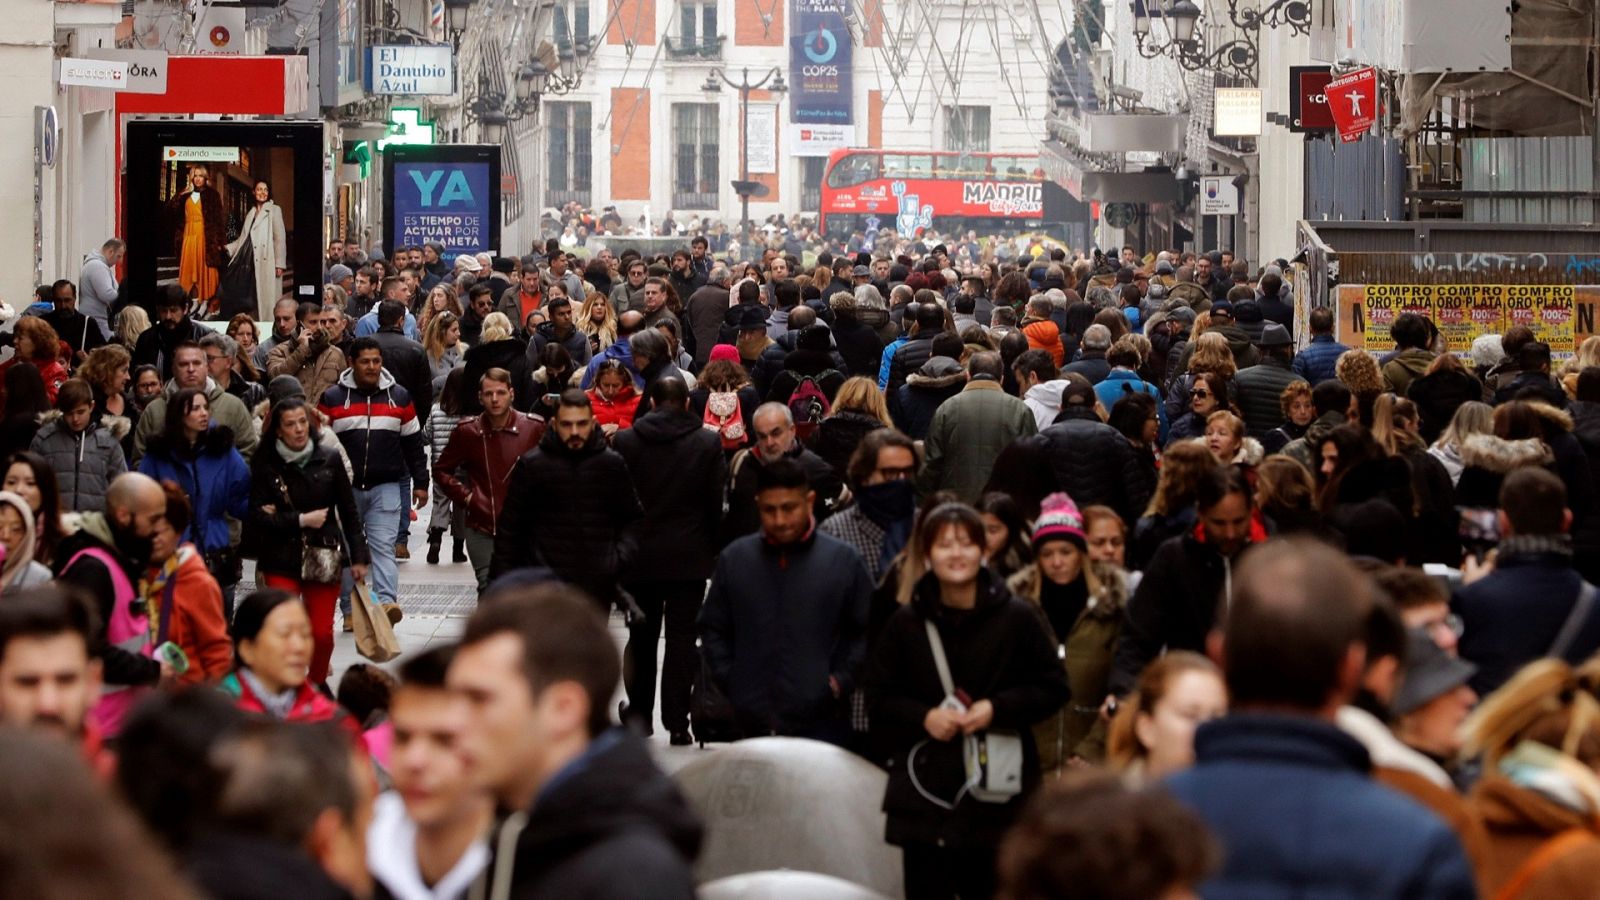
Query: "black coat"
806 411 885 482
246 441 369 580
721 444 842 545
611 408 726 581
1062 352 1111 385
867 569 1069 848
371 328 436 421
132 319 211 380
1111 528 1240 695
699 529 871 735
1495 371 1568 408
831 315 886 378
477 729 701 900
1232 357 1299 439
688 384 760 454
1455 551 1600 696
188 834 353 900
890 368 966 441
490 427 641 596
766 350 846 407
1570 400 1600 583
1408 368 1485 444
462 338 535 414
887 333 939 394
1036 406 1154 525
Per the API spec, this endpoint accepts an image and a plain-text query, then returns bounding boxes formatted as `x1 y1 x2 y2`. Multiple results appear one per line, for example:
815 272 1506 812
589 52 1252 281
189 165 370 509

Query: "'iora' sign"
365 45 455 96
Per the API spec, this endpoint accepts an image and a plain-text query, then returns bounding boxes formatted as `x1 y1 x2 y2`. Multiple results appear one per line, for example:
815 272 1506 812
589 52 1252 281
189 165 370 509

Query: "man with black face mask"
132 284 211 380
53 473 174 716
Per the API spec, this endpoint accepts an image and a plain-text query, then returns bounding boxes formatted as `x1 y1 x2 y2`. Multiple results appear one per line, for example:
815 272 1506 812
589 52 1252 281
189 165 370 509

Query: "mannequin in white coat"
227 180 288 321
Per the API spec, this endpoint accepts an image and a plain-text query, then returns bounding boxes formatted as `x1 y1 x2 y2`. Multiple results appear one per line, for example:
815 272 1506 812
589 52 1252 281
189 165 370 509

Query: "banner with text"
390 160 495 257
1339 283 1591 355
790 0 852 125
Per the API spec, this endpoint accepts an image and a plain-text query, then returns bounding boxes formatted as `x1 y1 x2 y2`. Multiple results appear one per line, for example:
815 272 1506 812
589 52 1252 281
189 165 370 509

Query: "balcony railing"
664 35 726 59
547 188 593 208
672 189 720 210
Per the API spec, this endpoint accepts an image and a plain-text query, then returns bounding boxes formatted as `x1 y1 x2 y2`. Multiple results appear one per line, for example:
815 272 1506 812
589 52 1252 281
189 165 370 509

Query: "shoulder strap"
1493 828 1593 900
925 619 955 698
1548 582 1598 661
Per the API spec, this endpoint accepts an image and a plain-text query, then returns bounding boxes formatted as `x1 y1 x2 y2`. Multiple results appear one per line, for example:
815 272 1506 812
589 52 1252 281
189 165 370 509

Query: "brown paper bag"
351 580 401 662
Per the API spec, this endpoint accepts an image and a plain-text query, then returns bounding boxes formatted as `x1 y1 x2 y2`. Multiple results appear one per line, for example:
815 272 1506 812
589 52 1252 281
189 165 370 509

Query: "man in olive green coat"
917 351 1037 504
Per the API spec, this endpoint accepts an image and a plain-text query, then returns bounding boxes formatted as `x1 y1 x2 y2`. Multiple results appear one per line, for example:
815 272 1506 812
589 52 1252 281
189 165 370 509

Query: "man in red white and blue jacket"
319 336 429 617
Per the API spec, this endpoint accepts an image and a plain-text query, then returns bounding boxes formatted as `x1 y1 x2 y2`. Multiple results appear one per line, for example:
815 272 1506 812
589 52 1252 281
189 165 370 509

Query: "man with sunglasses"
609 259 650 314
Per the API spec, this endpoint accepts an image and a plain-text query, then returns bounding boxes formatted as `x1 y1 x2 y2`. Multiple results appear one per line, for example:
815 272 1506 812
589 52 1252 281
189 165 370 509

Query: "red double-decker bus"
819 149 1064 238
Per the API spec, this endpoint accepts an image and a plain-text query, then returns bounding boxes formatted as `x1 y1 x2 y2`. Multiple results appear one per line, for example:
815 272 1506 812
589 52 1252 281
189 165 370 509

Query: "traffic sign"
1325 67 1378 143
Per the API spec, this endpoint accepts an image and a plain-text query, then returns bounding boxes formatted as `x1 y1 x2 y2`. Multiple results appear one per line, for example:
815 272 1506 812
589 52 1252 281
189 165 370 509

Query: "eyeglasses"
1192 390 1212 399
205 354 228 363
1423 614 1465 639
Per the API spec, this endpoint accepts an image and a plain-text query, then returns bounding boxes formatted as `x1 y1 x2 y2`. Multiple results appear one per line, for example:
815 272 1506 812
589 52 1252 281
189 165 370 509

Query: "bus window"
883 154 933 179
825 153 880 188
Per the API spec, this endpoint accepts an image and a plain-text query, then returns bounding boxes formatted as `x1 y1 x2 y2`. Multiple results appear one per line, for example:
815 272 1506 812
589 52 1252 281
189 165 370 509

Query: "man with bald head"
720 403 842 545
54 472 174 719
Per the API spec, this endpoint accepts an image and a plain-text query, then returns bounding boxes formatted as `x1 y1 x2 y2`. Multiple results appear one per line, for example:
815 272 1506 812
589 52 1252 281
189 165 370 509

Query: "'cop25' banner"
383 144 501 259
790 0 852 125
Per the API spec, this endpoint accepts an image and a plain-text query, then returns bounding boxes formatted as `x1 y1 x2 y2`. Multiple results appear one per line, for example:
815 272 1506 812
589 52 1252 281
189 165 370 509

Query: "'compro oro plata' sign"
1337 283 1592 355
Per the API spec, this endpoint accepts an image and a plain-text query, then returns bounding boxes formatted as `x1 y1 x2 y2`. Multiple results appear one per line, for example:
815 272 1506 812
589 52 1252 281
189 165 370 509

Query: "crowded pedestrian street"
2 0 1600 897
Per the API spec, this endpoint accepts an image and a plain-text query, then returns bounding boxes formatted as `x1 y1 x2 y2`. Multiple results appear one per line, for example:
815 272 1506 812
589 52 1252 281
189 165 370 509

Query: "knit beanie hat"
1033 492 1086 548
709 344 741 365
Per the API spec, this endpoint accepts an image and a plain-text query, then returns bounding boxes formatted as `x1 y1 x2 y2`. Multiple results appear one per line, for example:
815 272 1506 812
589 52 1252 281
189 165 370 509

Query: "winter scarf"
276 438 315 469
239 667 299 720
855 479 914 578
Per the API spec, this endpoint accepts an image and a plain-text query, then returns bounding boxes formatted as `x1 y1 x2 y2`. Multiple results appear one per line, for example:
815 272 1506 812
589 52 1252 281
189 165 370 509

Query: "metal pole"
739 68 751 236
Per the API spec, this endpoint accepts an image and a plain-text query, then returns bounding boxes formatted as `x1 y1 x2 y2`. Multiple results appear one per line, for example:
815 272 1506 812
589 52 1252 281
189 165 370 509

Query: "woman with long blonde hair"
807 375 892 480
1461 658 1600 898
114 306 150 351
578 291 619 355
1131 440 1217 569
422 311 466 390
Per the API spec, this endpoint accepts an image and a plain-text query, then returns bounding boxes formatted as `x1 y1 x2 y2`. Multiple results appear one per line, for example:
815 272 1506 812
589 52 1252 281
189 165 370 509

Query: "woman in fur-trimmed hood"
1456 401 1595 521
1007 493 1131 774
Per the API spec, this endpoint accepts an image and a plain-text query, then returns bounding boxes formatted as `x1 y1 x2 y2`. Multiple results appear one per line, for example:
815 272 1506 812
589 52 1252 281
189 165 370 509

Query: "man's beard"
109 516 154 569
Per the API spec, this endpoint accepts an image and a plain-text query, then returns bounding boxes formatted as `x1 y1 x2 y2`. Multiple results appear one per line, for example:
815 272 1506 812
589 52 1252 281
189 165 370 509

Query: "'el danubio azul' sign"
365 45 455 96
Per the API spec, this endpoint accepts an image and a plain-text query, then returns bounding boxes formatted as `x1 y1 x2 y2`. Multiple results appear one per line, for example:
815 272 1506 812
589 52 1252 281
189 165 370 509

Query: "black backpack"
689 642 742 746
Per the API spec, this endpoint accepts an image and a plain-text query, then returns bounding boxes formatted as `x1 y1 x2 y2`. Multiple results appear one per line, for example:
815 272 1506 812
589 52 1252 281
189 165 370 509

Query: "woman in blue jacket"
138 386 250 614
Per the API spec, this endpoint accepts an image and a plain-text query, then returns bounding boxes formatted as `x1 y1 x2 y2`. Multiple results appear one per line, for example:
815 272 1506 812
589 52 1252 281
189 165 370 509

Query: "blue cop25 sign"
790 0 853 125
384 145 501 260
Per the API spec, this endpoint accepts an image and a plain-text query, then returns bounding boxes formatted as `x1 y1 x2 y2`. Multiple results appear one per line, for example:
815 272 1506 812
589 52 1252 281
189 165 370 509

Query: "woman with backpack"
689 347 761 457
30 379 128 513
867 502 1069 900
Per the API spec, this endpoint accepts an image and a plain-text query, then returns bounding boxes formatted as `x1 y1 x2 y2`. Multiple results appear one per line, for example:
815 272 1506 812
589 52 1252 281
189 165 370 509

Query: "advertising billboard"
383 144 501 262
123 120 325 320
790 0 852 125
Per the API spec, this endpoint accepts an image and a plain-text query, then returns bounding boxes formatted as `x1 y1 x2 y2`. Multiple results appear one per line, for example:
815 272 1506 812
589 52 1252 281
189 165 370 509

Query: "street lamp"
702 66 786 235
465 40 587 143
1131 0 1251 83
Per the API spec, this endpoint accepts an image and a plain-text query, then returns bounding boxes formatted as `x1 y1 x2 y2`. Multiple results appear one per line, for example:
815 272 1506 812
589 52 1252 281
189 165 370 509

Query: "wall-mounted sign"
384 144 501 260
1326 66 1379 143
164 146 241 163
789 123 854 157
379 109 438 150
746 104 778 174
37 106 59 169
1289 66 1335 133
59 57 130 90
365 45 455 95
790 0 853 126
1199 176 1239 215
1213 87 1263 137
85 48 169 94
1103 202 1137 229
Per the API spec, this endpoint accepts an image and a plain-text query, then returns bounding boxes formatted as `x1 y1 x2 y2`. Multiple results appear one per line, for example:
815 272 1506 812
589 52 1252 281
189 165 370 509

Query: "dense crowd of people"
0 227 1595 899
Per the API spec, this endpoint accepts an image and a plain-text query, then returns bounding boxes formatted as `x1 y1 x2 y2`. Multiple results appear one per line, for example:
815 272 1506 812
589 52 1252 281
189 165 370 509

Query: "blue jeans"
395 476 412 547
356 482 403 608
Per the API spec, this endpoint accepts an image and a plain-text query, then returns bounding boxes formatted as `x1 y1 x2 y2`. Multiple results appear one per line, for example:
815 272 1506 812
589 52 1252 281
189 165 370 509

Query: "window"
547 101 592 207
553 0 590 50
800 157 826 211
943 105 991 152
680 0 718 50
824 152 880 188
881 153 933 179
673 103 720 209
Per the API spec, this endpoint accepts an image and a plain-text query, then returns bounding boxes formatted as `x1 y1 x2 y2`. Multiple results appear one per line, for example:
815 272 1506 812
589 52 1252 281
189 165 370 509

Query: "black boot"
426 527 443 565
452 536 468 563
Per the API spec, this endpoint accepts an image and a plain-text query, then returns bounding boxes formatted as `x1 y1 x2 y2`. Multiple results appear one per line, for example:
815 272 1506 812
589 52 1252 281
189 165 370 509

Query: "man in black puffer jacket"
371 300 435 421
612 378 726 743
491 389 641 611
1232 324 1300 439
886 303 946 394
1033 375 1153 525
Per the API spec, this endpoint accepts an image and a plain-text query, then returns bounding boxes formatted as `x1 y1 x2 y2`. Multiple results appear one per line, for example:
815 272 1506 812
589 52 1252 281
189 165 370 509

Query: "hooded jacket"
867 568 1069 848
489 426 641 591
1454 433 1554 509
699 526 871 736
372 328 436 421
1469 774 1600 899
1381 348 1437 397
246 438 370 581
53 513 158 687
831 312 887 378
29 410 128 512
266 336 347 407
474 729 701 900
318 368 429 491
147 545 233 685
886 331 940 395
367 792 488 900
611 407 726 581
527 320 593 370
1023 380 1069 432
890 357 965 441
433 412 546 536
1408 367 1487 444
138 426 251 556
587 382 641 430
1034 405 1155 525
134 377 259 465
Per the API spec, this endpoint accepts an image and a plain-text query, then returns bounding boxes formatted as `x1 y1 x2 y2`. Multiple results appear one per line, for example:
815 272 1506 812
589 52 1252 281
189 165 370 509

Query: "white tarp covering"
1338 0 1512 72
